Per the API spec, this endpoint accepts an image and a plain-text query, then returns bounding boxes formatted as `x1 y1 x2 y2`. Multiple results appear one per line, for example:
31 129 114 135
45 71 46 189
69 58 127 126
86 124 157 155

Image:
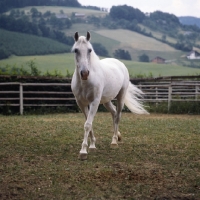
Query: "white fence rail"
0 81 200 114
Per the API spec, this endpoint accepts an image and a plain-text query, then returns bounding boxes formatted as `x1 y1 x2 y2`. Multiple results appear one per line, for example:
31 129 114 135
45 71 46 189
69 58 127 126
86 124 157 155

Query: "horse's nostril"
81 70 89 80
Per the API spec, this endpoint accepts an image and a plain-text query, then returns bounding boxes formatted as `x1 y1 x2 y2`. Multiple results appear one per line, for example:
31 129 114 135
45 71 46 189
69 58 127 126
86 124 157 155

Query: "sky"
78 0 200 18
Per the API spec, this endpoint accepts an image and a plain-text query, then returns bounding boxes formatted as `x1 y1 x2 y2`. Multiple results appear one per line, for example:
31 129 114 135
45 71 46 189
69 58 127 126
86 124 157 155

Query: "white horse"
71 32 149 160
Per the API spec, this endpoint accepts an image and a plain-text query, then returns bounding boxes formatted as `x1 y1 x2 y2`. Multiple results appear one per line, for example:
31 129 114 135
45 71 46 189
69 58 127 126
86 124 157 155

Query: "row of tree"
0 14 74 46
0 0 81 13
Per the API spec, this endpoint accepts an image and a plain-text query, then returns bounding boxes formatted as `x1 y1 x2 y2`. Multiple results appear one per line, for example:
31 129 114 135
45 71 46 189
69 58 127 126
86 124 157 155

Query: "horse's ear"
74 32 79 41
86 31 90 41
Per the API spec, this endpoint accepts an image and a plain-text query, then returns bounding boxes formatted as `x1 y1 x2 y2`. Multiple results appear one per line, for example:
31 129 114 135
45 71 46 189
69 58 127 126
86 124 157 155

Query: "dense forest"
0 0 81 13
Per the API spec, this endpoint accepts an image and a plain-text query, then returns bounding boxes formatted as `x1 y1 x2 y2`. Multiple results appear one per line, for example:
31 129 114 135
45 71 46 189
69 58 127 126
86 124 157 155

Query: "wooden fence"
138 81 200 110
0 80 200 114
0 82 75 115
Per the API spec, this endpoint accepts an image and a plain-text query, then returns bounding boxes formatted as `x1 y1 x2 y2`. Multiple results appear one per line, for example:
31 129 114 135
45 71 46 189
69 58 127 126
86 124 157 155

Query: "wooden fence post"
168 85 172 112
195 85 199 101
156 87 158 107
20 84 23 115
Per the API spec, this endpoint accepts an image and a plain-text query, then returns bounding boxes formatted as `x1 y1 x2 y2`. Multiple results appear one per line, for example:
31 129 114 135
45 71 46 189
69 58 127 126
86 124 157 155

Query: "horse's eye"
74 48 78 53
88 49 92 53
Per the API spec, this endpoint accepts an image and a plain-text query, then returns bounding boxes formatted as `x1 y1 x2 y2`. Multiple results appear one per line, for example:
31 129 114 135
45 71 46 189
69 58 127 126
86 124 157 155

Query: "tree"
138 54 149 62
43 10 51 17
0 0 81 13
110 5 145 23
113 49 132 60
162 34 167 42
92 43 109 57
150 11 180 25
30 7 39 18
65 18 72 29
0 48 10 59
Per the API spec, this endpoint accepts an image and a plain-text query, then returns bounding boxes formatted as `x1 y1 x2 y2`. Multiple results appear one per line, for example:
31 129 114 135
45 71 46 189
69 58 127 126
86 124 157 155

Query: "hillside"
7 6 185 61
1 4 200 76
0 29 71 59
94 29 184 61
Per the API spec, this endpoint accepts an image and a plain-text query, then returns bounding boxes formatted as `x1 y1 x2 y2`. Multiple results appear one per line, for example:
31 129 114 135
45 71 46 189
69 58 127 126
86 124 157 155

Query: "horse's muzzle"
80 70 89 80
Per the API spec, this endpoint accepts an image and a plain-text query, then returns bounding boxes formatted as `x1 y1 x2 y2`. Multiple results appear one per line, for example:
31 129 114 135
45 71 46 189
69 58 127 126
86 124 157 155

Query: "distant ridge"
179 16 200 28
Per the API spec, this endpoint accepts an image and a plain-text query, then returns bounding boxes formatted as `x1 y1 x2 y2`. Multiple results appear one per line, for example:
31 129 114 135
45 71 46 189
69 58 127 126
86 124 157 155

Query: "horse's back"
100 58 129 78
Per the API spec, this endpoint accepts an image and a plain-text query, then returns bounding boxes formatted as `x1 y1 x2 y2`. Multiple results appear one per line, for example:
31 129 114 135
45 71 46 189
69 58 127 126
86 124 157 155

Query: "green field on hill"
12 6 107 17
94 29 184 61
1 53 200 77
0 29 70 57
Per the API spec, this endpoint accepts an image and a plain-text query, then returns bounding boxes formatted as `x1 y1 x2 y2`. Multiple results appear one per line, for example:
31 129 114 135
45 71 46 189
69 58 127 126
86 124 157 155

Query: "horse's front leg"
79 99 99 160
79 105 96 152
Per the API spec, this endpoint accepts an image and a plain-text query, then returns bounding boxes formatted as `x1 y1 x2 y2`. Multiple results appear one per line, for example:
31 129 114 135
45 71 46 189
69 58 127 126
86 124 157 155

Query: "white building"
187 50 200 59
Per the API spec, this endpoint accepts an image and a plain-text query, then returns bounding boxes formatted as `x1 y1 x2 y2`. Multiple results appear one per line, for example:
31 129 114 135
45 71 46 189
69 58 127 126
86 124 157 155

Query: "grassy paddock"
0 113 200 199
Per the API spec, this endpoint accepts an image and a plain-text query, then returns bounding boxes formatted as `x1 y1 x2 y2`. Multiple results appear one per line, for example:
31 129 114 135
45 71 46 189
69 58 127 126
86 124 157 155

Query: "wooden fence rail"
0 82 75 114
0 81 200 115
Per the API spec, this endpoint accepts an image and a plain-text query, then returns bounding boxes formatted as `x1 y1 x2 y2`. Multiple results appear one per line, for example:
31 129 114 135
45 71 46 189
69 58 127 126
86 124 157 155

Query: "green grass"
0 53 75 76
1 53 200 77
123 60 200 77
0 113 200 199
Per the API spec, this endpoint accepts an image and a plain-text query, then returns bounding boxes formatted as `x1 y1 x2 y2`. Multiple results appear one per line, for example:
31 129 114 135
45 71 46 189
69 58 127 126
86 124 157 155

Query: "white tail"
124 82 149 114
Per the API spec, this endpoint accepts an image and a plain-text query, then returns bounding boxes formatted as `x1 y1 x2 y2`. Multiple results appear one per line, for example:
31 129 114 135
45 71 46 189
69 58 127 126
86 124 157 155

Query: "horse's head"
72 32 93 80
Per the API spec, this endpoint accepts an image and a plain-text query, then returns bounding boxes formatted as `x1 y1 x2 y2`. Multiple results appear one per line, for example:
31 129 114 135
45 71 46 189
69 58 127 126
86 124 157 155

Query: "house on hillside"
151 56 166 64
75 13 85 18
56 14 68 19
187 50 200 59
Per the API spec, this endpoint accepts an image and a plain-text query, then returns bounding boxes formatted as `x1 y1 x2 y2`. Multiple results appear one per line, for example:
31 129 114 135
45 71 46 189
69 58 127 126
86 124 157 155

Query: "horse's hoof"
89 147 97 152
79 153 87 160
110 143 118 148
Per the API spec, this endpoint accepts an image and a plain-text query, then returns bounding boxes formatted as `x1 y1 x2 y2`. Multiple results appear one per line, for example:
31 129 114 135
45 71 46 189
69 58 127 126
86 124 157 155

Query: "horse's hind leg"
112 88 127 146
103 101 121 147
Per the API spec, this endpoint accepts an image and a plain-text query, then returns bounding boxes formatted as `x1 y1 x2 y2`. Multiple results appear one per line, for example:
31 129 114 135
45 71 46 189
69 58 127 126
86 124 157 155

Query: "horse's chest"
73 86 97 104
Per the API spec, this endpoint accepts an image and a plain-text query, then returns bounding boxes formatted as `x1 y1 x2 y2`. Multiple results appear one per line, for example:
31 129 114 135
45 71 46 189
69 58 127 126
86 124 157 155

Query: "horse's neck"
90 52 100 71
